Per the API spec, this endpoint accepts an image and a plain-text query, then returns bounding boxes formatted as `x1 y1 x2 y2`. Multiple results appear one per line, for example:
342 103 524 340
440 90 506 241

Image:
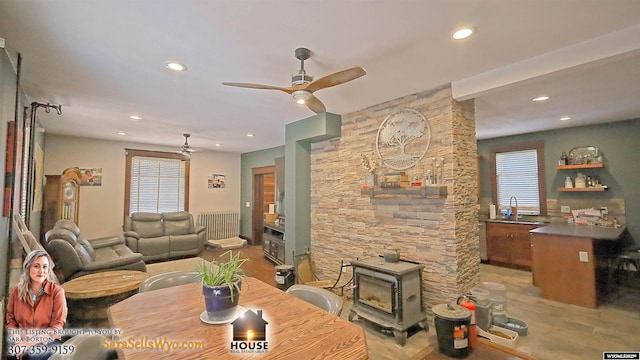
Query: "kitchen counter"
529 223 626 308
483 218 548 226
530 223 625 240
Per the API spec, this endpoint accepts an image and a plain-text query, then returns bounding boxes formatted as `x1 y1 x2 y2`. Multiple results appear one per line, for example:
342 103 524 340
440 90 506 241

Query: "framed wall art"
208 173 225 189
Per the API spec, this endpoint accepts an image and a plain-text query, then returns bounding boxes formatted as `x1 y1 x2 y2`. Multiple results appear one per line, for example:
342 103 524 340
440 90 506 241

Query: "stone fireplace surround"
310 84 479 315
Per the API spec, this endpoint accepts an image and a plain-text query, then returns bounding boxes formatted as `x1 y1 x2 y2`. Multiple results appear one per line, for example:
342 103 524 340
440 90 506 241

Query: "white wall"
44 134 241 239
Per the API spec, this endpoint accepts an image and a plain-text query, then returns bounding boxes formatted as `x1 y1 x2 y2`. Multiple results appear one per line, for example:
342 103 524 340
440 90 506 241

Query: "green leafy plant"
197 250 249 297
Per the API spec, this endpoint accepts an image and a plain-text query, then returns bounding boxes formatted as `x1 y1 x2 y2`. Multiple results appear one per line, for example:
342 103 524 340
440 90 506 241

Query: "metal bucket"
432 303 471 358
275 264 295 291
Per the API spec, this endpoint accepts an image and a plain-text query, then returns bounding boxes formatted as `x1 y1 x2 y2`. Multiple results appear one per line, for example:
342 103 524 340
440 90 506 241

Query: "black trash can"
432 303 471 358
275 264 295 291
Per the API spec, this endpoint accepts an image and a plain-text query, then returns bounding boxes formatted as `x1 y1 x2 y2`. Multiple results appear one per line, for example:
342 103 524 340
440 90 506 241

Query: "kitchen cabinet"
530 224 626 308
263 222 285 265
485 222 541 270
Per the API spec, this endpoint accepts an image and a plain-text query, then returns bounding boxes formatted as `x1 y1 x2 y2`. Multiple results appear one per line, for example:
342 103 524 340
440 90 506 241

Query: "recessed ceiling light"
532 96 550 102
452 27 475 40
117 131 127 136
246 133 255 137
165 61 187 72
560 116 571 121
215 143 221 147
129 115 142 120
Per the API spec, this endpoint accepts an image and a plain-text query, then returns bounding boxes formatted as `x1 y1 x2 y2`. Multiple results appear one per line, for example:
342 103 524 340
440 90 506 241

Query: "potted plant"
197 250 249 321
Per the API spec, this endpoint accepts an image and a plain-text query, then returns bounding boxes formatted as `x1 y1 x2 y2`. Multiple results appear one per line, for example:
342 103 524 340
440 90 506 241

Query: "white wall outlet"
579 251 589 262
600 207 608 215
561 206 571 213
245 201 251 208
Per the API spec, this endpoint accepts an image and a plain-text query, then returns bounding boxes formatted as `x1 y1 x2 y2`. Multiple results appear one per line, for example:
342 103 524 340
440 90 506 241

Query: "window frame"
124 149 190 218
490 141 547 216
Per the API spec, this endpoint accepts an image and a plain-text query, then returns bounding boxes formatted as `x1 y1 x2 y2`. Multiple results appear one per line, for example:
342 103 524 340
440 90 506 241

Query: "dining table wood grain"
107 276 368 359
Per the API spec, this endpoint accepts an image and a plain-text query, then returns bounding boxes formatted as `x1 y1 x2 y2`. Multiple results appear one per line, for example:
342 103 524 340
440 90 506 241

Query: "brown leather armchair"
43 220 146 283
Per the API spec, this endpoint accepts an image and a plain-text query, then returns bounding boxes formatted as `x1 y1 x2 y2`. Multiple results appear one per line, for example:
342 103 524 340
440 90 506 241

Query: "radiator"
197 211 240 240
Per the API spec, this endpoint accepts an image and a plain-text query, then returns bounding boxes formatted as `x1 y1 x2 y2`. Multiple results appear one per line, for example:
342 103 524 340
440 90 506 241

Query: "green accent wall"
478 118 640 245
284 112 341 262
239 113 341 264
239 146 285 238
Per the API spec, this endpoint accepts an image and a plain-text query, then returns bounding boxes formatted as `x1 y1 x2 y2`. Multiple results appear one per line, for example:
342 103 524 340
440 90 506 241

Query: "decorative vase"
202 279 242 321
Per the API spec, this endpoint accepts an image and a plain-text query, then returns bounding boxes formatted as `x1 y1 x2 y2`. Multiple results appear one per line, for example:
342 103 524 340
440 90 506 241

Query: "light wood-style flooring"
203 246 640 359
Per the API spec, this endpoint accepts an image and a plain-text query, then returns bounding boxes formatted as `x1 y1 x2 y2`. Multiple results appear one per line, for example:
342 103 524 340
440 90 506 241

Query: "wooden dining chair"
293 251 334 289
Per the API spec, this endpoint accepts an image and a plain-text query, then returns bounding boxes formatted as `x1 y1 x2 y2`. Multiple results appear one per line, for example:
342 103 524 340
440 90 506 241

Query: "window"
124 149 190 216
490 141 546 216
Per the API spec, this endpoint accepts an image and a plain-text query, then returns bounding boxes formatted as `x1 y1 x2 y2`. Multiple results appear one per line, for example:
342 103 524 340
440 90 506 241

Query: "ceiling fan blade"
222 82 293 93
304 66 366 93
305 95 326 114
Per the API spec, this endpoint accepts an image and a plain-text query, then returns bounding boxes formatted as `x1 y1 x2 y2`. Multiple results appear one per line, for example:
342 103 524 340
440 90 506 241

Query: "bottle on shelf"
565 176 573 188
559 152 568 166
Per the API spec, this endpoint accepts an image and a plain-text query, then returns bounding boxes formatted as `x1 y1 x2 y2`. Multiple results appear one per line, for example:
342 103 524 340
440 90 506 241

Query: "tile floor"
338 263 640 360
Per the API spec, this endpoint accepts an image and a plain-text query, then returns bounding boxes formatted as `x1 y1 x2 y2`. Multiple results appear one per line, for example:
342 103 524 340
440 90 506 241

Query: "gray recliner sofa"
43 220 147 283
124 211 207 262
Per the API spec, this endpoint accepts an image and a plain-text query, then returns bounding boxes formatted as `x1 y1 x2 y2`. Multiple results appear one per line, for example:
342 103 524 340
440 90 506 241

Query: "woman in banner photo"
5 250 68 360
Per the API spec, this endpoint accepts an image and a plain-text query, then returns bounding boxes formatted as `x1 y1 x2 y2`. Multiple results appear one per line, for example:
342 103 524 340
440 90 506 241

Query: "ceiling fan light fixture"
292 90 312 104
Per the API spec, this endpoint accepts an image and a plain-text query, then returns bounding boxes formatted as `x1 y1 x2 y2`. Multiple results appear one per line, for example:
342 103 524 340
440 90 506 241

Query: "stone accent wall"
310 84 479 311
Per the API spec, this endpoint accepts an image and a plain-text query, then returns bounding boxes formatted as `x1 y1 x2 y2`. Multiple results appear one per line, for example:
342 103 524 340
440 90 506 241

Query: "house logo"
229 309 269 353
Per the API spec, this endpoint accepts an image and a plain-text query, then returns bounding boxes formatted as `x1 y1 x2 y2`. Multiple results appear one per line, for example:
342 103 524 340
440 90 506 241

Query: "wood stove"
348 257 428 345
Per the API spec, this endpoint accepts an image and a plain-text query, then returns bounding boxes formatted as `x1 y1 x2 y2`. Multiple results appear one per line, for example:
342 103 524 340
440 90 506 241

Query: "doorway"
252 166 275 245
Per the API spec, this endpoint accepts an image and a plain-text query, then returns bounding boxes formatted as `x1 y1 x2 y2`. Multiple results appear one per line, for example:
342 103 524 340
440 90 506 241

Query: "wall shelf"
556 163 603 170
361 185 447 198
558 187 606 192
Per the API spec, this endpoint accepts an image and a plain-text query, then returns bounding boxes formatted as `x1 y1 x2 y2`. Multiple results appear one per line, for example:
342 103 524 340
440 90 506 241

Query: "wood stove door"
355 273 396 315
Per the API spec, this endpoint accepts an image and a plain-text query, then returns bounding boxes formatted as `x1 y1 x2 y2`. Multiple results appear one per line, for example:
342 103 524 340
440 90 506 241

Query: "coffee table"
62 270 148 328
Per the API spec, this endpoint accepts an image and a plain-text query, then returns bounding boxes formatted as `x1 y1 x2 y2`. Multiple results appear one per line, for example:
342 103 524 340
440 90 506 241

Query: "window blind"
496 149 540 215
129 156 185 215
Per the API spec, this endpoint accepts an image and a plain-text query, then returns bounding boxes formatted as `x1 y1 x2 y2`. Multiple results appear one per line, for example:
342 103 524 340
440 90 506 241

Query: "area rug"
146 257 211 277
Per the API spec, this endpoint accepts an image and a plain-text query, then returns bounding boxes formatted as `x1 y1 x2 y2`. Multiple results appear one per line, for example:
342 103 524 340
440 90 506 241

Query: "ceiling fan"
222 48 366 113
178 133 198 155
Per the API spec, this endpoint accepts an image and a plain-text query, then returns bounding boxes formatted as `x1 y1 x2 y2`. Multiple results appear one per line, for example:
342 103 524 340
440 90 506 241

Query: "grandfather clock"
42 167 82 237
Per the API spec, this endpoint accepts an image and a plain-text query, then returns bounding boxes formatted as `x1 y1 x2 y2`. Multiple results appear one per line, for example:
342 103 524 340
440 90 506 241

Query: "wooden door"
251 166 275 246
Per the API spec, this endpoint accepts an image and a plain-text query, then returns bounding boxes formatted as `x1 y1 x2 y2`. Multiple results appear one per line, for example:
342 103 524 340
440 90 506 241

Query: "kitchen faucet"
508 196 518 220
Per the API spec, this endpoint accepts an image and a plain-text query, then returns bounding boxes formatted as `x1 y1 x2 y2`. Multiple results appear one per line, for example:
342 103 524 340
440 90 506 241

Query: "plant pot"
202 279 242 321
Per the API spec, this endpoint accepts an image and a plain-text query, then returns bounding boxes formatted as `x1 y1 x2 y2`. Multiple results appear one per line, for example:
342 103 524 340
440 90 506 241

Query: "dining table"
107 276 368 359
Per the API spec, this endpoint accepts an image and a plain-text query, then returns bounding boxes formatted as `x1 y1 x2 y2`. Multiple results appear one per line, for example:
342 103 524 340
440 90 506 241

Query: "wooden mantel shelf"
361 185 447 198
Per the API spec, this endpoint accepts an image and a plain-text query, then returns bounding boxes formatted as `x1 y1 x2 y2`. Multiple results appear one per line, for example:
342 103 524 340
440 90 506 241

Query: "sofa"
123 211 207 262
43 220 147 283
